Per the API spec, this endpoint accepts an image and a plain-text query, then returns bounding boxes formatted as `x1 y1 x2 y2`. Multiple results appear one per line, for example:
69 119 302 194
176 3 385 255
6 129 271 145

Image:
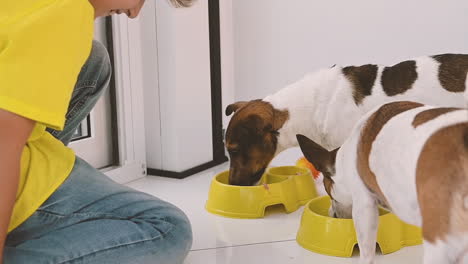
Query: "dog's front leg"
353 196 379 264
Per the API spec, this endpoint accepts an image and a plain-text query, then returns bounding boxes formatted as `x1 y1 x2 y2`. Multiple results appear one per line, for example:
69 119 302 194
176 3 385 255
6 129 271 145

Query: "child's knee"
142 201 193 263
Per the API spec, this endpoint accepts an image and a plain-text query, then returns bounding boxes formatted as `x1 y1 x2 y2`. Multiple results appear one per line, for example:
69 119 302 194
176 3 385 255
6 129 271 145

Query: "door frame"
100 15 147 184
103 0 228 182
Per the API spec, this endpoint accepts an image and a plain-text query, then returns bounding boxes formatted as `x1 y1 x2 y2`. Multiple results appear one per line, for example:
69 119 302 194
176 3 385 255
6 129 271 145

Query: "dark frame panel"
69 115 92 142
106 17 121 165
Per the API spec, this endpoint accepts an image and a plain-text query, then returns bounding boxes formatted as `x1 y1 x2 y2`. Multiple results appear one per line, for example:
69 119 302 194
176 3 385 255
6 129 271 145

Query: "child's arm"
0 109 34 262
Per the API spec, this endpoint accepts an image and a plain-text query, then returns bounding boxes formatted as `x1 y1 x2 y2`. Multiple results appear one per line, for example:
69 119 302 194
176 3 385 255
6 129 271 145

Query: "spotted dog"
296 101 468 264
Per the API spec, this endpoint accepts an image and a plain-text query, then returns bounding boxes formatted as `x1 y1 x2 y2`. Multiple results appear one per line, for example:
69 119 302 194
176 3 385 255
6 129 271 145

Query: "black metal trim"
147 0 228 178
70 135 89 142
106 16 120 165
85 113 92 137
148 159 226 179
208 0 228 165
70 115 92 142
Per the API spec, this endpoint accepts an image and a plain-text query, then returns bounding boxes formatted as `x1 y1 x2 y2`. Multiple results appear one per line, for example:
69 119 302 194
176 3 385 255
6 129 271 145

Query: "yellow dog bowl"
296 196 422 257
205 166 318 218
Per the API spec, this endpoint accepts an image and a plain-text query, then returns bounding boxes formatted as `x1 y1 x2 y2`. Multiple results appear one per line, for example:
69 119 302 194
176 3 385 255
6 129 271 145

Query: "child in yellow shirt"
1 0 194 263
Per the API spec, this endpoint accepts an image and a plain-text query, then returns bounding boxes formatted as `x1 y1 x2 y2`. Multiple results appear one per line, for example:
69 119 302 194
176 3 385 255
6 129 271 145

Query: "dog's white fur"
263 56 466 154
330 106 468 264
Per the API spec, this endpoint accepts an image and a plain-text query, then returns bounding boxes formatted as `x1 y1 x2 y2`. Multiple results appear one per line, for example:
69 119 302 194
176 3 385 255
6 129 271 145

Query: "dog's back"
354 101 468 261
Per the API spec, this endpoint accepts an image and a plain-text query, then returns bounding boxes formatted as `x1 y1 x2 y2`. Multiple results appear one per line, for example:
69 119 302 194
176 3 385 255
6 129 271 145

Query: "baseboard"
147 156 228 179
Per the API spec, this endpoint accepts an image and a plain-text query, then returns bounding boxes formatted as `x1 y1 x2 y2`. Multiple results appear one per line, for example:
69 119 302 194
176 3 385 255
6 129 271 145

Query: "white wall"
231 0 468 101
140 0 162 169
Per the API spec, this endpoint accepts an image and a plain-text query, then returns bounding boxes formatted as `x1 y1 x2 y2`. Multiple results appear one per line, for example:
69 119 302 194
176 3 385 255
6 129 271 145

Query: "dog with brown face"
225 54 468 186
297 101 468 264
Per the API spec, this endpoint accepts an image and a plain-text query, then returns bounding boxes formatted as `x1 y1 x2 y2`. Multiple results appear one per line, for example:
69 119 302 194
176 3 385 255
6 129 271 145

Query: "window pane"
71 115 91 141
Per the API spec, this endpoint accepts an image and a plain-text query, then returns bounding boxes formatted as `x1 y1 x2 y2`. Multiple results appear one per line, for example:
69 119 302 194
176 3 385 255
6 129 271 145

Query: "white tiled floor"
126 148 423 264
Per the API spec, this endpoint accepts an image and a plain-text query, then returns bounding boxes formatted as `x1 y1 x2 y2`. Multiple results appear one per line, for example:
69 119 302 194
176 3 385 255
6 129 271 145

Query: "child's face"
88 0 146 18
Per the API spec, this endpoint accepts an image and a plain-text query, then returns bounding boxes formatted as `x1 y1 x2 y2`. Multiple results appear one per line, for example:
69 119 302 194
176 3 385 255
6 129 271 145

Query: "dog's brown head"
225 100 289 186
296 134 352 218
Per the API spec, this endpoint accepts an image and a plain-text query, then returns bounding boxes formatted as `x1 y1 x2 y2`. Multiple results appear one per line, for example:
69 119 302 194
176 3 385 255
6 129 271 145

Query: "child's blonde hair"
169 0 195 8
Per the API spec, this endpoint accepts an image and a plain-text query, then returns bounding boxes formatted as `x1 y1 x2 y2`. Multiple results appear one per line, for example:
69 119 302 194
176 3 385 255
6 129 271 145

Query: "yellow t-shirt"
0 0 94 232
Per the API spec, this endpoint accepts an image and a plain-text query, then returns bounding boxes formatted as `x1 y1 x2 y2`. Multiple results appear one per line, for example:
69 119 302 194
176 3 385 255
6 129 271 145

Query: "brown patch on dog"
342 64 378 105
225 100 289 186
416 122 468 243
381 60 418 96
357 101 424 206
412 107 460 128
433 54 468 92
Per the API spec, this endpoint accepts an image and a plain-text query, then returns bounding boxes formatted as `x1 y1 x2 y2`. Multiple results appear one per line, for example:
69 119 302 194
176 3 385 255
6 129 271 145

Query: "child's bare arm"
0 109 34 263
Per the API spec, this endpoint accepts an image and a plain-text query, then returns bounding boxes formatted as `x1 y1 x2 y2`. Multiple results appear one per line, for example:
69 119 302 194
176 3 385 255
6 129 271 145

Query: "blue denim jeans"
4 41 193 264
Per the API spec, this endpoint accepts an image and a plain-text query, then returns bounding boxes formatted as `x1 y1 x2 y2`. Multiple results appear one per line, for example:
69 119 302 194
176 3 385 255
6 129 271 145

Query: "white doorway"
67 16 148 184
69 18 115 169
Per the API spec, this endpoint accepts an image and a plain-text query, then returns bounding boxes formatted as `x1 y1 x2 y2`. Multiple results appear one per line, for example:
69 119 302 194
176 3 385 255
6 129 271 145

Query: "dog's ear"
226 101 248 116
272 108 289 131
296 134 339 175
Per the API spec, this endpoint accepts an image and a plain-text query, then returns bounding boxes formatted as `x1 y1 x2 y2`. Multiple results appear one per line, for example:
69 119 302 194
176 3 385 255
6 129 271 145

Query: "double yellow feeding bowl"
296 196 423 257
206 166 318 218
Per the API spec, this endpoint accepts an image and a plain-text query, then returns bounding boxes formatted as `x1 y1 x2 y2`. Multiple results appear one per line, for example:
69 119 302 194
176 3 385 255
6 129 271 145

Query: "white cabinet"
140 0 227 178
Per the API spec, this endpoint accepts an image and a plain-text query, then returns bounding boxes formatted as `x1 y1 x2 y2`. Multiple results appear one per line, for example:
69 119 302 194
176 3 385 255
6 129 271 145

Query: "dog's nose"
228 174 244 186
228 169 250 186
